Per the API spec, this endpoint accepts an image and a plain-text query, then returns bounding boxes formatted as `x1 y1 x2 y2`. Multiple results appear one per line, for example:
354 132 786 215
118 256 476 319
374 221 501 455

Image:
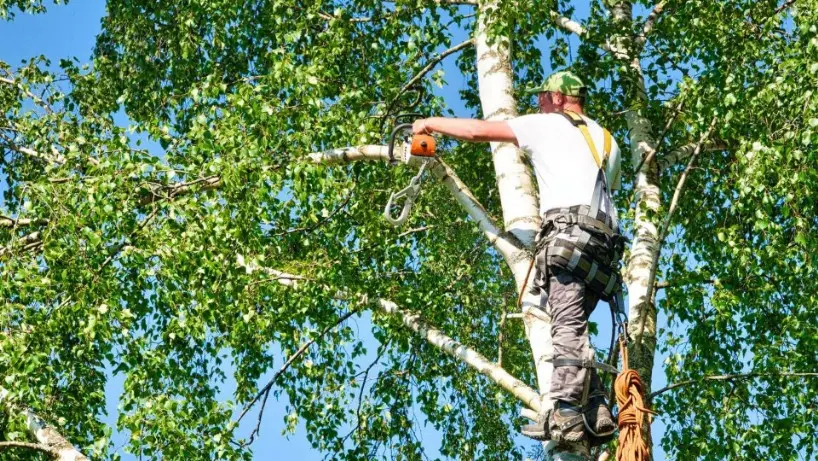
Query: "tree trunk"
475 3 590 459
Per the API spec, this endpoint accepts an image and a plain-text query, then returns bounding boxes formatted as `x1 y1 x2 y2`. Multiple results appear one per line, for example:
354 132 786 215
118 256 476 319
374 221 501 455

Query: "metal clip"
383 161 429 226
618 319 630 346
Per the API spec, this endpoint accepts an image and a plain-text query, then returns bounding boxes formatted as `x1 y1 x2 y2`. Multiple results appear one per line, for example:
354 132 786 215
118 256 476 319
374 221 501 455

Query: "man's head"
525 71 587 113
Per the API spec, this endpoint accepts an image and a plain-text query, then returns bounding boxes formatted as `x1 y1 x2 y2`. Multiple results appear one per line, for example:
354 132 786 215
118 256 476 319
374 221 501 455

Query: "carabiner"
383 161 429 226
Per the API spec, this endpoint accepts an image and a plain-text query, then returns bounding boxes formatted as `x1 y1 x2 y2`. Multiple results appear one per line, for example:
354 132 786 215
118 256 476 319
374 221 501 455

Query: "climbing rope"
615 335 657 461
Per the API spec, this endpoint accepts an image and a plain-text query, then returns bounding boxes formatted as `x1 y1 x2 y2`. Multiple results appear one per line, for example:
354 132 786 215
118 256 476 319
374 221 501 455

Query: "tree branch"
0 76 54 113
654 279 716 291
658 140 729 168
385 38 475 113
774 0 797 15
0 388 88 460
0 231 42 258
384 0 477 4
234 259 542 413
377 299 542 413
0 131 101 167
549 11 586 37
0 441 60 457
237 255 308 289
138 175 222 206
650 372 818 398
307 144 390 165
0 216 46 228
307 146 525 268
635 0 669 48
397 225 435 238
0 132 66 164
273 186 355 237
633 97 686 176
237 308 361 446
402 39 474 93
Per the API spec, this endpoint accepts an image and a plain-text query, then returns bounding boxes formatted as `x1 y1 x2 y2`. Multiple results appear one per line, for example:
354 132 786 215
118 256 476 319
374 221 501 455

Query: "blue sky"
0 2 673 459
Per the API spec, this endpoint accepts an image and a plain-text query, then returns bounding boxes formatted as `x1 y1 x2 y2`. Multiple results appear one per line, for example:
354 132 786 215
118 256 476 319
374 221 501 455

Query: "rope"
516 255 537 309
615 337 657 461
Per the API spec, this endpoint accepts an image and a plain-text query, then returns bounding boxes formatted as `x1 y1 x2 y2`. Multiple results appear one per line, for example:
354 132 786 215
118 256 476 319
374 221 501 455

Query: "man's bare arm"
413 117 518 146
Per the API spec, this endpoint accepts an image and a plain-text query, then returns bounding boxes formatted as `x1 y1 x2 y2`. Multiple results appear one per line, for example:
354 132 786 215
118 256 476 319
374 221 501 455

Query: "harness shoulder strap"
560 110 604 169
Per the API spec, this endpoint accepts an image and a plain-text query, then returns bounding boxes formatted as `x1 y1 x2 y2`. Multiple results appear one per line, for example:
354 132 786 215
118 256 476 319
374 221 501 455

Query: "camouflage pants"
546 269 606 405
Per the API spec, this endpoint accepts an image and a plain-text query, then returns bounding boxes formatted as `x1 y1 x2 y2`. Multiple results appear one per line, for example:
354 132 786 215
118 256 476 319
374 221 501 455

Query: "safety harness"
525 110 629 443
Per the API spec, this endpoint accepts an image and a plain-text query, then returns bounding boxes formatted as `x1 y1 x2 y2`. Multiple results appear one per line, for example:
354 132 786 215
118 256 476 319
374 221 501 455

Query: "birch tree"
2 0 818 460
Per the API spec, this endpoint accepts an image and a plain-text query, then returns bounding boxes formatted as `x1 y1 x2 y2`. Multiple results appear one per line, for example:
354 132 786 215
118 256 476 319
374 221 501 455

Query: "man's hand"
413 118 432 135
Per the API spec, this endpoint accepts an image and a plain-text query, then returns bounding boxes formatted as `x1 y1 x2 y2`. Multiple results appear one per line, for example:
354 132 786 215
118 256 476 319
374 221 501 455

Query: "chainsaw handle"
393 113 424 124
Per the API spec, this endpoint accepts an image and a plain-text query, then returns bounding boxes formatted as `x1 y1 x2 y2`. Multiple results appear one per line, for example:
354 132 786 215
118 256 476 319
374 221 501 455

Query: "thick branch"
236 261 542 422
550 11 586 37
0 132 66 164
377 299 542 412
238 258 541 412
237 254 308 289
0 231 42 258
0 388 88 460
427 158 525 259
0 132 100 167
650 372 818 398
307 144 390 165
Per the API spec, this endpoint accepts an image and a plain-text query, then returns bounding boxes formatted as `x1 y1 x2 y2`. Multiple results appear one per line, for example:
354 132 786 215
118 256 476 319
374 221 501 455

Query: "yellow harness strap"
561 110 611 169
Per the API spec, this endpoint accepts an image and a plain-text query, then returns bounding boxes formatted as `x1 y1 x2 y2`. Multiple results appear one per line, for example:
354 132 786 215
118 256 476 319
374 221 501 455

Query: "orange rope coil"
615 339 657 461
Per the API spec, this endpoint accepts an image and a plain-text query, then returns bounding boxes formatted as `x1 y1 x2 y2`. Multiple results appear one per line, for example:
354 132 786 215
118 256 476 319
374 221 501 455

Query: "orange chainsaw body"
410 135 436 157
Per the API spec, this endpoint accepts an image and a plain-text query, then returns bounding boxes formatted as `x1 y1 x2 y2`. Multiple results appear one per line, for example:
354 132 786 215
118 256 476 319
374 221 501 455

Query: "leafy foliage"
1 0 817 460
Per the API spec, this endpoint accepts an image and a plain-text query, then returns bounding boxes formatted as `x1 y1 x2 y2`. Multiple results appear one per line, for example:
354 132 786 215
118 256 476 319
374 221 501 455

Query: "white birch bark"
474 2 589 459
474 2 540 252
610 1 661 454
377 299 543 413
623 109 660 389
0 388 88 461
607 0 661 396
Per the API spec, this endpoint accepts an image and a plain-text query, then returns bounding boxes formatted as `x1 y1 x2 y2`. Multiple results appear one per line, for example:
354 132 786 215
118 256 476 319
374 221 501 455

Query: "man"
412 71 622 443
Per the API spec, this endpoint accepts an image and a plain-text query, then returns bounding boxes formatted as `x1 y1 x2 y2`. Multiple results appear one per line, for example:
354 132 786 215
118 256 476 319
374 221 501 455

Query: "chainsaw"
383 114 437 227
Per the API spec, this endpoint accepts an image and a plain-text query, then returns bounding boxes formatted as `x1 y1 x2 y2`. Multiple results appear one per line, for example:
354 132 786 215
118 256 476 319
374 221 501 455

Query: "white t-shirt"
507 112 621 216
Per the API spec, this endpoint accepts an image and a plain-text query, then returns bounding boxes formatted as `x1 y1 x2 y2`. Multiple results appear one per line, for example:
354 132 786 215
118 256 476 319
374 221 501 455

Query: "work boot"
520 401 587 442
585 395 616 446
550 401 586 442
